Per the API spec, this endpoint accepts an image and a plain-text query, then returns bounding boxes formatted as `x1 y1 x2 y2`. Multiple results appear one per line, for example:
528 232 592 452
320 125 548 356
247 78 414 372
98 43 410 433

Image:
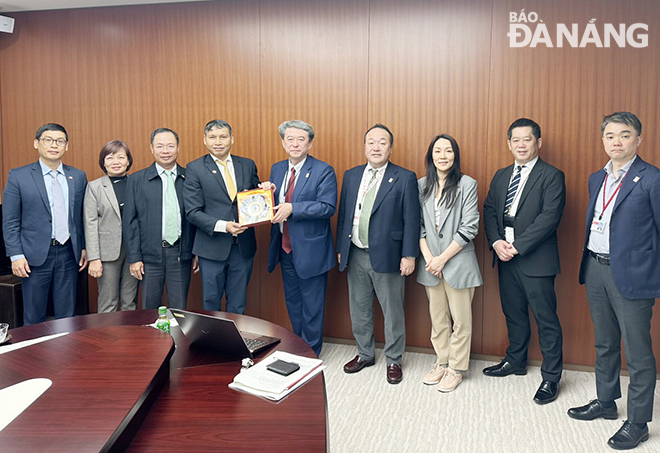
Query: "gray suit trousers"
347 245 405 365
97 246 138 313
584 255 656 423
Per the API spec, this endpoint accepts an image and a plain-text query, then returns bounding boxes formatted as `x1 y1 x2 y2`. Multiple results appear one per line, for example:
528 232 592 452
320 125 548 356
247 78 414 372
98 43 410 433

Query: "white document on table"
0 332 69 355
229 351 324 401
0 378 52 432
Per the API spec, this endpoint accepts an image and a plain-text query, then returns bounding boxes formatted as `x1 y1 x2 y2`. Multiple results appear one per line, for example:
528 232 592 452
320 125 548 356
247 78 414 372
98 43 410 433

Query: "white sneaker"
437 368 463 392
423 363 447 385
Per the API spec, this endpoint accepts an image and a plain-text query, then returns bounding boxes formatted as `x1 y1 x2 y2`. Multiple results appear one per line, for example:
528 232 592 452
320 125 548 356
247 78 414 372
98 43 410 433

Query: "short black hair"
364 123 394 146
204 120 232 136
150 127 179 145
601 112 642 136
35 123 68 141
507 118 541 140
99 140 133 173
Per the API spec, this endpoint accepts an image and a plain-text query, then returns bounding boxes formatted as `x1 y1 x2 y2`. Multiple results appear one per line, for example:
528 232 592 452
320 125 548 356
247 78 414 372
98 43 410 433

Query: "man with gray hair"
569 112 660 450
183 120 260 313
263 120 337 356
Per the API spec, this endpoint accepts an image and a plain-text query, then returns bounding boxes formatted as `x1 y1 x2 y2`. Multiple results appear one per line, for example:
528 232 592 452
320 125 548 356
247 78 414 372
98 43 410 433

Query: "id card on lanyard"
591 174 624 233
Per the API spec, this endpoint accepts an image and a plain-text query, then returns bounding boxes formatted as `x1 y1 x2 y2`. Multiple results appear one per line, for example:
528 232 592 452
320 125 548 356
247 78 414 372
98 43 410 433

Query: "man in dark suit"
264 120 337 356
482 118 565 404
336 124 420 384
183 120 259 314
568 112 659 450
123 127 195 310
3 123 88 325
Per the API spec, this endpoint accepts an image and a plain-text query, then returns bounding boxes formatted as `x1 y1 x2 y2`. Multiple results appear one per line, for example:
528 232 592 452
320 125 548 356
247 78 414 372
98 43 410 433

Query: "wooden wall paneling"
258 0 370 335
1 0 659 369
367 0 493 351
483 0 635 367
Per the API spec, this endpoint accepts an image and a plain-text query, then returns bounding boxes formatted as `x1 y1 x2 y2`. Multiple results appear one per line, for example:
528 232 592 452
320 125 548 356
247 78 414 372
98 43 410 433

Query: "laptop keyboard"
244 337 267 351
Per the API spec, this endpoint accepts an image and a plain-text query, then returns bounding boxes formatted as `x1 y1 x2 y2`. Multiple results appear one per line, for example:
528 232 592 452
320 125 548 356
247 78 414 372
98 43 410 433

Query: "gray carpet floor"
319 343 660 453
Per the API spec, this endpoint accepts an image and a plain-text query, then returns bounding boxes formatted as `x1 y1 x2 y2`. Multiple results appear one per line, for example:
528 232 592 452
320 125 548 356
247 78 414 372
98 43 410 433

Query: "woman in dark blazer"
417 134 483 392
84 141 138 312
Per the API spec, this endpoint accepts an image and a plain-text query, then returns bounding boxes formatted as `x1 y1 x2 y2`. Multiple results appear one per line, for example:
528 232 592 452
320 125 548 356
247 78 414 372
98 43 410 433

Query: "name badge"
505 226 515 243
590 220 606 233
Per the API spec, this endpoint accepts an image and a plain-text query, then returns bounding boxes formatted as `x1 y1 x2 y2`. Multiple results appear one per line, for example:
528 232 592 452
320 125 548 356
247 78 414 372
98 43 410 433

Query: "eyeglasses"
40 137 68 147
154 144 178 152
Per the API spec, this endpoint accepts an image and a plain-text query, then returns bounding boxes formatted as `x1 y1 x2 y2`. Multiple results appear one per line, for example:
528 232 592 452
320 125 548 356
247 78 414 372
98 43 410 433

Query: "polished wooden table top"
2 310 328 452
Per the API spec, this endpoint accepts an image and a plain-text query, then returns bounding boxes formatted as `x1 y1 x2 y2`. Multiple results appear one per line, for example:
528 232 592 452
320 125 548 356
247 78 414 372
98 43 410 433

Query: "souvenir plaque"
237 188 274 226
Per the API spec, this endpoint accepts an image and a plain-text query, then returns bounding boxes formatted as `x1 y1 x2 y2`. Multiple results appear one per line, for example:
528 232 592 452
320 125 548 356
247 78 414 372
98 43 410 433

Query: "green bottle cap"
158 306 167 315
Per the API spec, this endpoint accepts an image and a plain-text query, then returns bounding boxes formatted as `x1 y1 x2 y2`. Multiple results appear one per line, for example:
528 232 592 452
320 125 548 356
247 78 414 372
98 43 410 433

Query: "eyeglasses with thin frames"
40 137 68 147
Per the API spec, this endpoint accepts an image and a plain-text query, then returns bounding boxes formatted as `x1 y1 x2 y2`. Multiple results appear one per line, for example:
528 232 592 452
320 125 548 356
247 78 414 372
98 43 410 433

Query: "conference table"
0 310 328 452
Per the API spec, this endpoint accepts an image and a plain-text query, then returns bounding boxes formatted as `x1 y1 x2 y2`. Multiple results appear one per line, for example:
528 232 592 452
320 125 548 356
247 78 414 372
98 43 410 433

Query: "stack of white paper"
229 351 324 401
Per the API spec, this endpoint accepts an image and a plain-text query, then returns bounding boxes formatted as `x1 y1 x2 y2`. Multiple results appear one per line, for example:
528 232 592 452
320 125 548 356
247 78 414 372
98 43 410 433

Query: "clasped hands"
493 240 519 262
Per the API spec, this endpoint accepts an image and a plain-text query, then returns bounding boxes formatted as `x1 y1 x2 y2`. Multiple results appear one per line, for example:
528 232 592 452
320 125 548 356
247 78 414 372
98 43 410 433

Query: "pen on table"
285 363 323 390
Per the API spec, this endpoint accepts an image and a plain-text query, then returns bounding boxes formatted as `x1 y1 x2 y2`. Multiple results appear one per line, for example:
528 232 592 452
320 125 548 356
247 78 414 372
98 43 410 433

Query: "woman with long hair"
417 134 483 392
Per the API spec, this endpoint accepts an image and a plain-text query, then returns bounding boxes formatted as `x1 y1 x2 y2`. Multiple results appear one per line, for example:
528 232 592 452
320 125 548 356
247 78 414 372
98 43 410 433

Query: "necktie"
504 165 524 215
50 171 69 244
217 159 237 201
164 170 178 245
358 169 379 247
282 168 296 254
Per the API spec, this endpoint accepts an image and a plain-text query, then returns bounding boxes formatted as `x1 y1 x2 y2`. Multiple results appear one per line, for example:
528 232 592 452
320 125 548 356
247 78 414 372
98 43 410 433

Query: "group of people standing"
2 111 658 450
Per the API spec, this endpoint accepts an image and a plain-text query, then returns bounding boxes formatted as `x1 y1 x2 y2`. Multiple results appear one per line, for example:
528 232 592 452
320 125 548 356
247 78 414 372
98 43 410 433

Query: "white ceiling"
0 0 214 13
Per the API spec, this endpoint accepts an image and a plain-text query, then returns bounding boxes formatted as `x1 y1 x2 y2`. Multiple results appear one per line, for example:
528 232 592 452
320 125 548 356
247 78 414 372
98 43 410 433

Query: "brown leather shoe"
343 355 375 373
387 363 403 384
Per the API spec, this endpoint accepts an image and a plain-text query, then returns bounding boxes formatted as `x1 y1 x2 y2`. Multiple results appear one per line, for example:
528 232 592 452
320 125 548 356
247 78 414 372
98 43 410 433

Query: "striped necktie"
504 165 524 214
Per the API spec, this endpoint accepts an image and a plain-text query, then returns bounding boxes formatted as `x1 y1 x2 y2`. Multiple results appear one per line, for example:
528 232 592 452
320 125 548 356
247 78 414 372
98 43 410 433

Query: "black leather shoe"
607 420 649 450
568 400 618 420
386 363 403 384
533 380 559 404
343 355 375 373
482 360 526 377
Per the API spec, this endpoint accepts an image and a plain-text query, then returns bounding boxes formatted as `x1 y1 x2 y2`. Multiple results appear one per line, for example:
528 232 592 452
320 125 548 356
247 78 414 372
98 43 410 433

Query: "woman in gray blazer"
418 134 483 392
84 141 138 312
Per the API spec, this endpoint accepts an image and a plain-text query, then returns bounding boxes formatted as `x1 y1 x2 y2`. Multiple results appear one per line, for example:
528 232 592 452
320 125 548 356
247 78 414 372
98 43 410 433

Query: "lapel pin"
211 169 217 174
68 176 73 180
306 172 310 178
388 178 393 183
633 176 640 183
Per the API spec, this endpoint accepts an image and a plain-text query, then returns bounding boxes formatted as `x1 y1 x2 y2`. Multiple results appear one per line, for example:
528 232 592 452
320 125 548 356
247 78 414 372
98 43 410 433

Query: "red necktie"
282 168 296 253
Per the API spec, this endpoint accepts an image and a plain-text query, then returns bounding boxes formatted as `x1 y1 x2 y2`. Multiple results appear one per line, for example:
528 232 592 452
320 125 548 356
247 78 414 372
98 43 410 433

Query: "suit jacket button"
348 234 352 238
439 233 443 238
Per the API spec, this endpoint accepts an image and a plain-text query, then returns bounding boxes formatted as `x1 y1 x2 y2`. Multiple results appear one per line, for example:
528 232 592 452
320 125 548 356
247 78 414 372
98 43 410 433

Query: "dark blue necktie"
504 165 524 214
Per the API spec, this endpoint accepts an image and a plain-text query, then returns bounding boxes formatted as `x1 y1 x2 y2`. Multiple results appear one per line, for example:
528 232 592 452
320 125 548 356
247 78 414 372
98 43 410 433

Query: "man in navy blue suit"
569 112 660 450
3 123 88 325
264 120 337 356
183 120 260 314
336 124 420 384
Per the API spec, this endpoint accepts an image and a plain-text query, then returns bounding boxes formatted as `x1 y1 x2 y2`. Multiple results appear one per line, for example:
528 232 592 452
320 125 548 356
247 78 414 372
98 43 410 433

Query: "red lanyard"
599 174 625 220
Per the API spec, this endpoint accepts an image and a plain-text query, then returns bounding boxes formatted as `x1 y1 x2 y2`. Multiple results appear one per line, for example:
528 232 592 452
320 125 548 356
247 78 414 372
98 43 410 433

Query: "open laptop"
170 309 280 359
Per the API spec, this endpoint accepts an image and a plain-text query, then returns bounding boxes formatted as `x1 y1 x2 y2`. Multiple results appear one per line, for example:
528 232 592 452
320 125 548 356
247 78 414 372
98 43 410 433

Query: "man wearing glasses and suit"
3 123 88 325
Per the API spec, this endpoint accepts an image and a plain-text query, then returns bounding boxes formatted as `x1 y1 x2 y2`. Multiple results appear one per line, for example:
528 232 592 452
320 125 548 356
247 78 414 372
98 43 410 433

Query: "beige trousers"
425 281 475 371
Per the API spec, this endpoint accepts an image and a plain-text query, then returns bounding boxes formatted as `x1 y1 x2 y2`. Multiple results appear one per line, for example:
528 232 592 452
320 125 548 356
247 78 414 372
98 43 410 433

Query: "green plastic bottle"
156 306 170 334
